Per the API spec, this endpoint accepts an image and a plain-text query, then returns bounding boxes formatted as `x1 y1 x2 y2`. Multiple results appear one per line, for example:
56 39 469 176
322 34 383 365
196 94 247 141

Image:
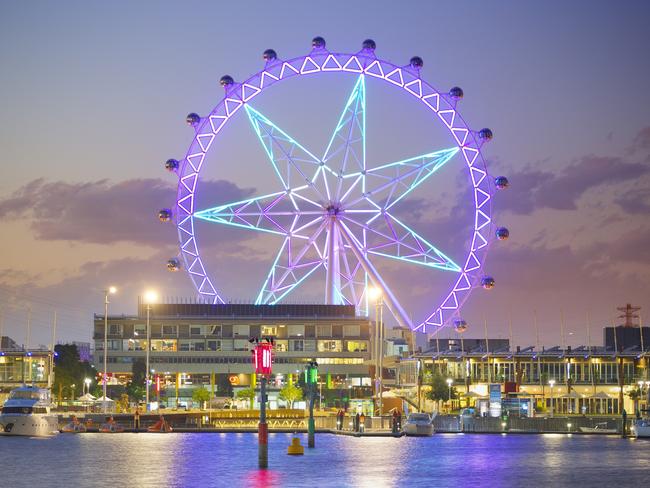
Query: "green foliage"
126 358 146 402
279 384 303 408
52 344 95 401
426 372 457 402
192 386 211 408
236 387 256 409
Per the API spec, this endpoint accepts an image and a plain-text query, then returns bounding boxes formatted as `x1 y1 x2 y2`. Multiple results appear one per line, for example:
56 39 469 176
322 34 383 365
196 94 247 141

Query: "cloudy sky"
1 0 649 348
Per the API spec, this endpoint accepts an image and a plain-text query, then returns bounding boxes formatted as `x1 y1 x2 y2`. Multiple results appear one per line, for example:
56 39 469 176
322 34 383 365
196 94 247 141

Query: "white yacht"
0 386 59 437
403 412 434 436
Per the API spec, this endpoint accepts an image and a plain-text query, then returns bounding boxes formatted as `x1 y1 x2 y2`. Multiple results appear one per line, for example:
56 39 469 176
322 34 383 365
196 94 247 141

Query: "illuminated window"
317 340 342 352
261 326 278 336
346 341 368 352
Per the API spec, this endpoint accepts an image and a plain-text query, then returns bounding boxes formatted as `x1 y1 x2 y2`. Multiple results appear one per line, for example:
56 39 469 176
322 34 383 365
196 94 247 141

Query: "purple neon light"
175 49 493 332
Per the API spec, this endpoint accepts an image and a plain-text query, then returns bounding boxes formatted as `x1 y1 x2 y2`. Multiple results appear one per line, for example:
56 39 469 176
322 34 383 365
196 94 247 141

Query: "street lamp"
103 286 117 413
548 379 556 417
144 290 158 410
446 378 453 411
368 286 384 416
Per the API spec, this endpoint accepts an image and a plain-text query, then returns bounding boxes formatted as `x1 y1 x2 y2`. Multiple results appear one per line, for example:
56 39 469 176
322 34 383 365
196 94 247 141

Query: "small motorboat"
0 386 59 437
578 422 617 434
61 416 87 433
403 412 434 436
147 416 172 433
631 419 650 438
99 417 124 433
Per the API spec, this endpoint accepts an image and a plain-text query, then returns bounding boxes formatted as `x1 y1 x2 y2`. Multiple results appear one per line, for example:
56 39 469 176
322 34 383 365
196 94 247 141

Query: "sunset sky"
1 0 649 348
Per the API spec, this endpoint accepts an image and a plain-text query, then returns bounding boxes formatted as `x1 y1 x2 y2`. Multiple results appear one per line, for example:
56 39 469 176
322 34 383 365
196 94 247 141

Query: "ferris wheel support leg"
336 220 412 330
325 218 342 304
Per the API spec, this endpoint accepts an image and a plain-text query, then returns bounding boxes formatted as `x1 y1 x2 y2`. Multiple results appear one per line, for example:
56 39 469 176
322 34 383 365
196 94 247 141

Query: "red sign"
252 343 273 375
155 375 161 393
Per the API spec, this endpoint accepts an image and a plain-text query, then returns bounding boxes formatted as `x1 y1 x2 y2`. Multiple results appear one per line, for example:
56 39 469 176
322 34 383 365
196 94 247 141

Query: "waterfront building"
399 341 649 415
0 337 53 394
93 301 373 406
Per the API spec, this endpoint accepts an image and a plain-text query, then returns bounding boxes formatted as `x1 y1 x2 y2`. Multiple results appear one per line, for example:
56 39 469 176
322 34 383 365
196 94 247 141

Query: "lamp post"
251 338 273 468
84 377 91 396
144 290 157 411
306 360 318 448
368 287 384 416
549 379 556 417
446 378 453 412
103 286 117 413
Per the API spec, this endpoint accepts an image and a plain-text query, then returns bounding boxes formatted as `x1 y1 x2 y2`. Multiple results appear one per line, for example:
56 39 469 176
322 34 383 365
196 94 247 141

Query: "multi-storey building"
93 301 373 404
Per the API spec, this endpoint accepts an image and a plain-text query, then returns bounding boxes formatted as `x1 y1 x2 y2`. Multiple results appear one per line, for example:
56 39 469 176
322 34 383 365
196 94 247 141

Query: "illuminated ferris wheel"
159 37 510 333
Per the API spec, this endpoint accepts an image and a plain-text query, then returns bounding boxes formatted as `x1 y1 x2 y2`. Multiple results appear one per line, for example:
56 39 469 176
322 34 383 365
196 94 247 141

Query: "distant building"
427 337 510 353
0 336 20 351
0 336 53 390
93 301 373 407
603 303 649 351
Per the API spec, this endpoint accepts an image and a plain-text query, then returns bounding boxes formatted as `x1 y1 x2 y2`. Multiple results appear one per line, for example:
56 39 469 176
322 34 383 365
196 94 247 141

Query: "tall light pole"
446 378 453 412
103 286 117 413
548 379 556 417
144 290 158 410
368 287 384 416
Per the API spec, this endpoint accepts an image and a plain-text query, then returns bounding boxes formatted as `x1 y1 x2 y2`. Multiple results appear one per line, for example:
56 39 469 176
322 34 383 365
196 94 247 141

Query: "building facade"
93 302 373 405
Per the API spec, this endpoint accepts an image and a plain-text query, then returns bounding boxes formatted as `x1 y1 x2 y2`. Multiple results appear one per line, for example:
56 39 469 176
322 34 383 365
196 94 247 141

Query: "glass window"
209 325 221 336
193 340 205 351
288 325 304 337
316 325 331 337
190 326 203 336
233 325 250 337
162 325 178 336
343 325 360 337
179 340 191 351
346 340 368 352
318 340 342 352
207 340 221 351
274 340 288 352
290 340 304 352
150 339 177 351
234 339 249 351
134 324 146 336
108 324 122 335
261 326 277 336
108 340 122 351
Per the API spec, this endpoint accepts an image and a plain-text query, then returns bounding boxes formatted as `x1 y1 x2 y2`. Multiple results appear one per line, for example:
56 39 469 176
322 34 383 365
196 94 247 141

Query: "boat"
403 412 434 436
578 422 617 434
61 416 87 433
99 417 124 433
631 419 650 438
0 386 59 437
147 416 172 433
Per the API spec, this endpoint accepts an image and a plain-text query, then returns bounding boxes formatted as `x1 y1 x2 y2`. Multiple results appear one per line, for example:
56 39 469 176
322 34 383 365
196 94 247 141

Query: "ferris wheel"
159 37 510 333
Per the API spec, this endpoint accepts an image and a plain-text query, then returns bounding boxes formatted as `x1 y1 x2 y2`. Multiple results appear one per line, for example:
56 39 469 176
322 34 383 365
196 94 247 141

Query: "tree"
53 344 95 402
279 384 303 409
192 386 211 409
426 372 457 404
236 387 256 409
126 358 146 402
627 387 642 416
216 374 233 398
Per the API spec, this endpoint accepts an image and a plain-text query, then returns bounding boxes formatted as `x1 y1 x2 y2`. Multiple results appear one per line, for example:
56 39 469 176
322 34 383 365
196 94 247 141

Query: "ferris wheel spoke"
320 75 366 203
245 105 328 203
255 220 329 305
342 147 459 211
194 188 321 238
340 212 461 272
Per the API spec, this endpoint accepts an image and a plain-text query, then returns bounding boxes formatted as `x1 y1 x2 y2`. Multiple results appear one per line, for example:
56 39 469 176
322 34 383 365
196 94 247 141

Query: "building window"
134 324 146 336
108 324 122 336
234 339 249 351
207 340 221 351
290 340 304 352
209 325 221 336
274 340 288 352
316 325 331 337
162 325 178 336
287 325 304 337
343 325 360 337
190 326 203 336
261 326 277 336
346 340 368 352
318 340 342 352
150 340 177 352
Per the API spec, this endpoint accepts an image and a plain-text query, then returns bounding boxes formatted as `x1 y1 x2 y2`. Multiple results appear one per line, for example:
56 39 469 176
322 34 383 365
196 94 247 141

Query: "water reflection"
0 432 647 487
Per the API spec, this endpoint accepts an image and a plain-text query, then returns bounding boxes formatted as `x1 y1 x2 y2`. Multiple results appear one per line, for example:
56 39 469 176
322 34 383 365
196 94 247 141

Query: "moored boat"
61 415 87 433
403 412 434 436
0 386 59 437
578 422 617 434
631 419 650 438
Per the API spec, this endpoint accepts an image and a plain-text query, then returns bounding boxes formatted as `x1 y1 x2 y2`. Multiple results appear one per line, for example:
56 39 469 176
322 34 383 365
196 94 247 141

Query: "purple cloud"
0 178 255 246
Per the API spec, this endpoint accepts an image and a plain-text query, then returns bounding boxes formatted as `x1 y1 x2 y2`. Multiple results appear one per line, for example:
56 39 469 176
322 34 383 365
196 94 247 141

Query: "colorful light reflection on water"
0 432 648 487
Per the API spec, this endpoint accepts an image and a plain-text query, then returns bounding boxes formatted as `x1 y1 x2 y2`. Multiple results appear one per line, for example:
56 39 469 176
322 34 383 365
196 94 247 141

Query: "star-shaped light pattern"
195 74 461 329
174 49 494 332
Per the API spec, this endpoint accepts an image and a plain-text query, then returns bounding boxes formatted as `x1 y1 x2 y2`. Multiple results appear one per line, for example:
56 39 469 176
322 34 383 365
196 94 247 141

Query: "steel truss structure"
169 41 501 333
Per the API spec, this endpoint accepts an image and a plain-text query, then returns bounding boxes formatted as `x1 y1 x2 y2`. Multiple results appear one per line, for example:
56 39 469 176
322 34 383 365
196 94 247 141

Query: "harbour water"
1 433 647 487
